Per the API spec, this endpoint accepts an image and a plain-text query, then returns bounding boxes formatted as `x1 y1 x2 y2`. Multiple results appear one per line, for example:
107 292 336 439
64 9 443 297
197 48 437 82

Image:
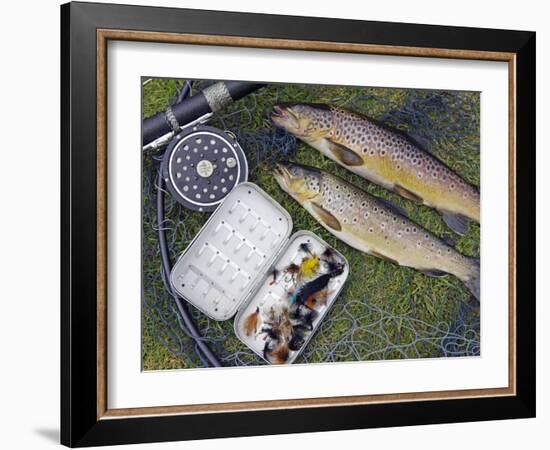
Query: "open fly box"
170 182 349 364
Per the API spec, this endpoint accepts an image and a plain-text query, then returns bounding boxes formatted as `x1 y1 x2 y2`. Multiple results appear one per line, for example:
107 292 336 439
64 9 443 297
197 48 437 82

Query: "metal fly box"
170 182 349 364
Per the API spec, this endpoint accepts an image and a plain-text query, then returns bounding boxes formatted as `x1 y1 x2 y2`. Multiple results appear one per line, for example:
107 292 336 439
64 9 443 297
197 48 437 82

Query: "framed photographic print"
60 1 536 447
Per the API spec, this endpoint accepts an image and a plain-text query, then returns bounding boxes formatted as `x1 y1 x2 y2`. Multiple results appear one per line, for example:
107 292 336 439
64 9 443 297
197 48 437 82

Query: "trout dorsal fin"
311 202 342 231
394 184 423 204
363 115 432 153
404 132 432 153
326 140 363 166
376 196 408 218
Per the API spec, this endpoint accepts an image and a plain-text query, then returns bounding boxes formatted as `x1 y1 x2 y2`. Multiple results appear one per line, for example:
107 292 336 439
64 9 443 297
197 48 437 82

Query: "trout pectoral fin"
394 184 423 203
369 250 399 266
327 140 363 166
420 269 448 278
442 211 470 236
311 202 342 231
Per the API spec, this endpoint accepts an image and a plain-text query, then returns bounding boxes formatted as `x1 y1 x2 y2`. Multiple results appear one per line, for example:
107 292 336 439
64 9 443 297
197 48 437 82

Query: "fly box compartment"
170 182 293 321
170 182 349 364
233 230 349 364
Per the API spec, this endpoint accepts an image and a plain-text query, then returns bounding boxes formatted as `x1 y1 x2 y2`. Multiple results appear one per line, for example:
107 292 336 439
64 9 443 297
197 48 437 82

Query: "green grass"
141 78 480 370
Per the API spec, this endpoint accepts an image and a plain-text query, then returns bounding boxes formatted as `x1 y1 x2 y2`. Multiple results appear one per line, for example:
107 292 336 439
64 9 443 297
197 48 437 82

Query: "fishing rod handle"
143 81 265 147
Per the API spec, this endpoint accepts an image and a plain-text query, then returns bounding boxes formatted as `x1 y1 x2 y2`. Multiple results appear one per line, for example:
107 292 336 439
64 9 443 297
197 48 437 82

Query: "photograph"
141 79 481 369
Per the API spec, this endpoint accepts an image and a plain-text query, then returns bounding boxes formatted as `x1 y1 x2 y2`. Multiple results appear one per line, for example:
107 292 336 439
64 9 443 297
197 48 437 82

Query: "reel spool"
161 124 248 212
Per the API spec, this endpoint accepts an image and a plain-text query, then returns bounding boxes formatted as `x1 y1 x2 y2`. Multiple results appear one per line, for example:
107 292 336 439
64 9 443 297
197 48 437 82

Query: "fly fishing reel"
161 124 248 212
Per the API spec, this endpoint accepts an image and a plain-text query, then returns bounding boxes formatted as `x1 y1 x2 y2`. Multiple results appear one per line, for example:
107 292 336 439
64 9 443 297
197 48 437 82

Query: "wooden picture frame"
61 1 535 447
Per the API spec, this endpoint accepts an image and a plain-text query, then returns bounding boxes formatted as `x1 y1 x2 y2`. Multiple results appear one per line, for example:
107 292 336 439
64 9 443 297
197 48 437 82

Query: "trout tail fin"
464 257 480 301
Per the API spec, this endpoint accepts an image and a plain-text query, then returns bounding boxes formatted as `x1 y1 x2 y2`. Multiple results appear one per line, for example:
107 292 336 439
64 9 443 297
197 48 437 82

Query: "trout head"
271 103 333 142
273 162 322 204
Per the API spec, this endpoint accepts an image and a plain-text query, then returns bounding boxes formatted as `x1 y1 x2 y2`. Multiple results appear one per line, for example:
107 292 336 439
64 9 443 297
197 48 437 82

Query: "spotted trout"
272 103 480 235
273 162 480 300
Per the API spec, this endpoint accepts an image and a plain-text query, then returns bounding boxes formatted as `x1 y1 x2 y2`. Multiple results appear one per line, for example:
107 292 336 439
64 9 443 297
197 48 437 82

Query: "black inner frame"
60 2 536 447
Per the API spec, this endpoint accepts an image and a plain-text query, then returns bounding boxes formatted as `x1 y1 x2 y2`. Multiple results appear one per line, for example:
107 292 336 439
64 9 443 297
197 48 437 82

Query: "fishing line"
144 79 265 367
156 173 221 367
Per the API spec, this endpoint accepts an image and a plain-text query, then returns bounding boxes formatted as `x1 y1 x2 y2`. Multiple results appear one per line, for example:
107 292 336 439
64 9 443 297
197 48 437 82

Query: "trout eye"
290 166 301 176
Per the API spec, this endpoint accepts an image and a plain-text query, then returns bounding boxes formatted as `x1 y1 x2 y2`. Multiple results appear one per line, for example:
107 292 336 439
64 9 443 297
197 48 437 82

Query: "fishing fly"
238 236 348 364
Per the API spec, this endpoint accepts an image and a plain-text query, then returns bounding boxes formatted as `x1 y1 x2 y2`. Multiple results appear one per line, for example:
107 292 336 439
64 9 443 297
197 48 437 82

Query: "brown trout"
272 103 480 235
273 162 480 300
